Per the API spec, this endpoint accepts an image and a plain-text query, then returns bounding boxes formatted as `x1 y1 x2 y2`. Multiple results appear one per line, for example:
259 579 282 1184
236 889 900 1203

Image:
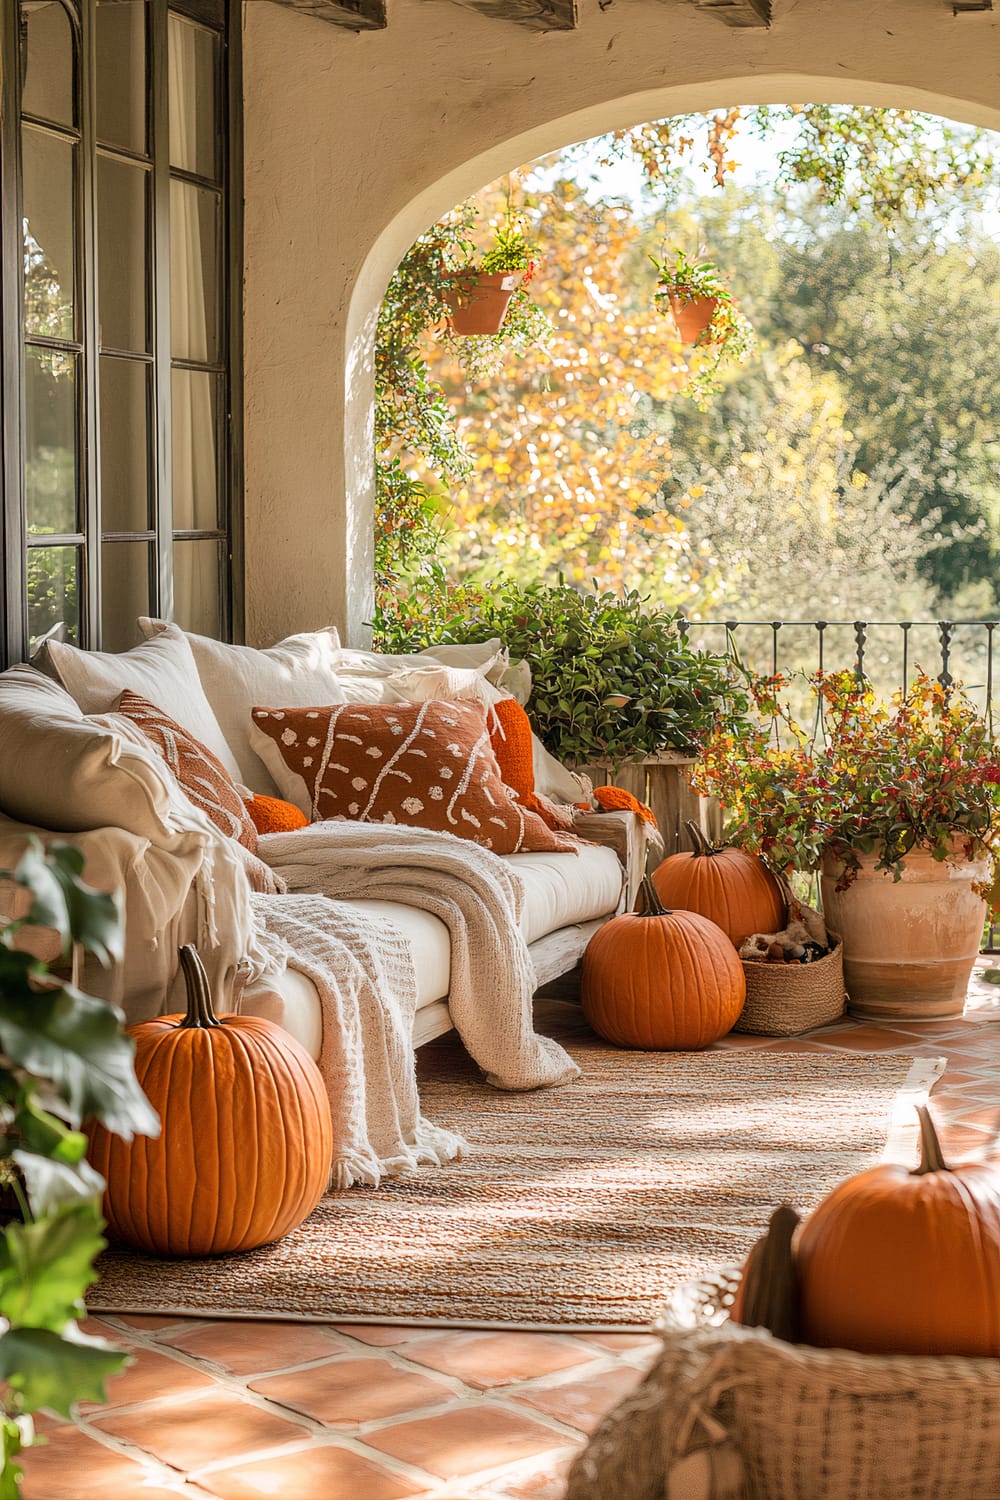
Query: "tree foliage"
374 108 1000 616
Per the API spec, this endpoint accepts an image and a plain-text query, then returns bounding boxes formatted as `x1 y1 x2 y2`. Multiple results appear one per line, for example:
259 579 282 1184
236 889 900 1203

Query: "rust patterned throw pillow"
249 700 579 856
116 688 259 852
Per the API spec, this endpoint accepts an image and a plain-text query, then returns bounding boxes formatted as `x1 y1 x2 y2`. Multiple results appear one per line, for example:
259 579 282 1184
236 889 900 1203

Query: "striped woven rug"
89 1006 940 1330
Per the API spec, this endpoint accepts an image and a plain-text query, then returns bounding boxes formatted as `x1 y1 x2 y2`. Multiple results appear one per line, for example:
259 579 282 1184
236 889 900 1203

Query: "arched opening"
339 77 1000 643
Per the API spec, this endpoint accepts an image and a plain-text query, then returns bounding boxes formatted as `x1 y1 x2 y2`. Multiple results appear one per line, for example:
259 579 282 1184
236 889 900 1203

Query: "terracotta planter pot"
820 841 989 1021
667 291 720 345
444 270 522 335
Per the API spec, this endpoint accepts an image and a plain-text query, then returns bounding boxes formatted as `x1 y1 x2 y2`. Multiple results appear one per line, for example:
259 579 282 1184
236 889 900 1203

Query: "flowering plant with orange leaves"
691 670 1000 897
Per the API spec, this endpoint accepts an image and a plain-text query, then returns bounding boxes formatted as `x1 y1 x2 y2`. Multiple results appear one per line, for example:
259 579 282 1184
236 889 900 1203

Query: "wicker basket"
567 1269 1000 1500
735 938 846 1036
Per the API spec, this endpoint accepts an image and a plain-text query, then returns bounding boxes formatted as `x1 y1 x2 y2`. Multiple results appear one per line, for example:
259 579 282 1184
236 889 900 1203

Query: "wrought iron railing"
676 617 999 952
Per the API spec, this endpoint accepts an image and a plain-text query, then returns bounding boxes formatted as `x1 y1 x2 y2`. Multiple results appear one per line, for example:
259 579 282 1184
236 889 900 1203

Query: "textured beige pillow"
0 665 176 840
138 618 345 793
38 625 241 782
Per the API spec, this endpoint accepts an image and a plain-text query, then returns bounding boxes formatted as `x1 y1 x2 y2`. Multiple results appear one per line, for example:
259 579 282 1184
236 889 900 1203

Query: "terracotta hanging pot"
445 270 522 336
667 291 720 345
820 838 990 1021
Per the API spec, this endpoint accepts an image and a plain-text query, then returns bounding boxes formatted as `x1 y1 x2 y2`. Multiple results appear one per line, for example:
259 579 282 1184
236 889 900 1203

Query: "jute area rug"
89 1007 942 1330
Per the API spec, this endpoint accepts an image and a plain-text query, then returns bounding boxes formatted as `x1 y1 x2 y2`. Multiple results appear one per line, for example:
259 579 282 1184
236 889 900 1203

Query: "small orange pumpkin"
86 946 332 1257
796 1106 1000 1357
582 876 746 1049
653 822 785 947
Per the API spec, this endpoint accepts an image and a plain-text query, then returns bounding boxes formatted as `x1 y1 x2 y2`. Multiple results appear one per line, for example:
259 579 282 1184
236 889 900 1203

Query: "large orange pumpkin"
796 1106 1000 1357
653 822 785 947
86 945 332 1257
582 876 746 1049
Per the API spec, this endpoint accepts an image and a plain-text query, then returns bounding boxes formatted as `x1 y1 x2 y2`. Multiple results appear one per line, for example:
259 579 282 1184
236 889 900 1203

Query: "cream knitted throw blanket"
250 893 466 1190
259 822 580 1093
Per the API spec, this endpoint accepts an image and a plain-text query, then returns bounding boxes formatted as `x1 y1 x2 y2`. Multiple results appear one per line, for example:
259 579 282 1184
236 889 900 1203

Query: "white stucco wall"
241 0 1000 647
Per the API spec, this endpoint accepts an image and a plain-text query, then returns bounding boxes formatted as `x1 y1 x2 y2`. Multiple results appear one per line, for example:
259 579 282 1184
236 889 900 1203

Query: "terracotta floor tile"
19 1423 203 1500
113 1313 192 1330
250 1355 454 1424
813 1027 914 1052
78 1345 217 1412
334 1323 437 1346
159 1318 347 1375
366 1404 566 1480
90 1388 306 1469
198 1442 425 1500
512 1364 646 1434
488 1450 580 1498
576 1331 660 1353
403 1331 592 1389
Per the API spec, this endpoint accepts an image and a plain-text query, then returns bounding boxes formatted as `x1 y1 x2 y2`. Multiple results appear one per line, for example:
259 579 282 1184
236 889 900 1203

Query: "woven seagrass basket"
567 1268 1000 1500
735 937 846 1036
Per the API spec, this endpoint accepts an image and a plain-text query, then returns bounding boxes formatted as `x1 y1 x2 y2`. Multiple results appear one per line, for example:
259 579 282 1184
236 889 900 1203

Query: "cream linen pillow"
330 640 507 704
0 665 177 840
138 618 346 793
38 625 241 782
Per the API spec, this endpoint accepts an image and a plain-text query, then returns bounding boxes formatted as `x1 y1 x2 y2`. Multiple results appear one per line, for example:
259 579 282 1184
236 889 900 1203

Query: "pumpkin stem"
685 820 716 858
635 875 671 918
178 945 221 1029
913 1104 950 1175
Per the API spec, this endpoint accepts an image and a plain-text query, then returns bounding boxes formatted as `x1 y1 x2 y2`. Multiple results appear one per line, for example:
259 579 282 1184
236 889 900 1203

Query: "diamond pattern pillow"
116 689 258 852
249 700 578 856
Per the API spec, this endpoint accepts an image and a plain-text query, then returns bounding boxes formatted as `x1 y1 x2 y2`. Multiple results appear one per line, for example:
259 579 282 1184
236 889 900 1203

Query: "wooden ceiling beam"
693 0 770 27
447 0 578 31
270 0 386 30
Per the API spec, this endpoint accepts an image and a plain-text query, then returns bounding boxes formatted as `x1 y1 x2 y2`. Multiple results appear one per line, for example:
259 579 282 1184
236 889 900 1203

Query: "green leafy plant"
0 840 159 1496
375 211 553 594
439 218 552 380
373 569 750 769
691 670 1000 895
650 248 756 407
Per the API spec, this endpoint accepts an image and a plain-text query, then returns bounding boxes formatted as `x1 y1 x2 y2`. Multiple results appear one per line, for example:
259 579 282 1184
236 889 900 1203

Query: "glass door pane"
99 357 150 532
25 348 78 536
171 368 219 530
169 179 219 361
98 156 149 352
22 127 76 341
168 13 219 181
174 539 221 637
96 0 148 156
21 1 75 129
27 545 81 650
101 541 150 651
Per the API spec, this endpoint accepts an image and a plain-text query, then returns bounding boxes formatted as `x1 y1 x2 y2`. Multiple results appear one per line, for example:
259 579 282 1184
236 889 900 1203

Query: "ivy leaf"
13 1150 106 1220
13 1094 88 1166
0 1327 127 1418
15 842 123 966
0 1201 106 1330
0 983 159 1138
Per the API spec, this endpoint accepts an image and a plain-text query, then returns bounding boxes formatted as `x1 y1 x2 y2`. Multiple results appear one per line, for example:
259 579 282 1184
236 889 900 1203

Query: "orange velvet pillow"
250 699 578 856
487 697 574 832
244 794 309 835
116 688 258 852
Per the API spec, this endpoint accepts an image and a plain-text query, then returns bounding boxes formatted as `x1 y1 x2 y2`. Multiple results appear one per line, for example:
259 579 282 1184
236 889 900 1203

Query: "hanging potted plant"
691 670 1000 1021
650 248 756 406
443 223 535 336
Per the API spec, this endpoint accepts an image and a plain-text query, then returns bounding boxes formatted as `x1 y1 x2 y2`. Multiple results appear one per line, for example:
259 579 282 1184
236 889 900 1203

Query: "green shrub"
373 571 749 769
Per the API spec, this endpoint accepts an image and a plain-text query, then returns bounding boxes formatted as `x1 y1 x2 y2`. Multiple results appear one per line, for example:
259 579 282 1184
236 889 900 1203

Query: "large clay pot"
820 841 989 1021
